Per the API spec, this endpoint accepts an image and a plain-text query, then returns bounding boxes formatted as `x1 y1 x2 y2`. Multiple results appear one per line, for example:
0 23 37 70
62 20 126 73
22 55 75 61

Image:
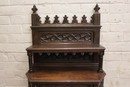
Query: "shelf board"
31 24 101 28
26 69 105 83
26 44 105 52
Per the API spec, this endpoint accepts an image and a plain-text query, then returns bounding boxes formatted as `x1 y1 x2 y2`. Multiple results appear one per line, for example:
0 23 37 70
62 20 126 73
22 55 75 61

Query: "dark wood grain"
81 15 87 24
26 4 105 87
26 45 105 52
26 69 105 83
63 15 69 24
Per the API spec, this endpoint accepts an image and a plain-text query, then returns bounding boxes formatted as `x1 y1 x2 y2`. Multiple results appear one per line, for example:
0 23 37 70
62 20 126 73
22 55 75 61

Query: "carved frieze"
40 32 93 42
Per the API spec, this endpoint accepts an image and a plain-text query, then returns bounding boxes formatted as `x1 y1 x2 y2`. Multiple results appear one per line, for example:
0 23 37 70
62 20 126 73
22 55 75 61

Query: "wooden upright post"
31 5 41 26
91 4 100 25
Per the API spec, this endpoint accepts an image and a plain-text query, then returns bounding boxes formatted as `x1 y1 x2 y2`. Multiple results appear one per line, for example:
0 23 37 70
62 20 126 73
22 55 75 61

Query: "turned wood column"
98 51 104 73
27 51 33 72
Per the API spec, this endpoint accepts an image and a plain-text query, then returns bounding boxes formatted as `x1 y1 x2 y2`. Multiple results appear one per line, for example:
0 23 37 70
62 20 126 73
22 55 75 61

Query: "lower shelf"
28 83 103 87
26 69 105 83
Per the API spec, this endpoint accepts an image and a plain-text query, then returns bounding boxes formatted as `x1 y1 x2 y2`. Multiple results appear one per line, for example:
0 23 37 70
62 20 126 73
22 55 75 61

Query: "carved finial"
90 15 94 24
94 4 100 12
72 15 78 24
89 52 93 56
44 15 50 24
53 15 60 24
63 15 69 24
32 5 38 13
81 15 87 24
47 53 51 56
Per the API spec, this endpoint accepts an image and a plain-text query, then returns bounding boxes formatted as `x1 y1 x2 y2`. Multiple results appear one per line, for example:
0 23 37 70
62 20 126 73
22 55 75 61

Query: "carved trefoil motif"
40 32 93 42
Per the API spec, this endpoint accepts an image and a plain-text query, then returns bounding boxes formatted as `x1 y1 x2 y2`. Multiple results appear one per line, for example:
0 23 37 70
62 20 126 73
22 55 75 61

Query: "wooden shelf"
26 69 105 83
26 45 105 52
31 24 101 28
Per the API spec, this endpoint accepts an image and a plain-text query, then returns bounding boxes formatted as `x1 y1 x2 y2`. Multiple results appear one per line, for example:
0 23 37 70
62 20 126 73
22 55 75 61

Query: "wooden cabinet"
26 4 105 87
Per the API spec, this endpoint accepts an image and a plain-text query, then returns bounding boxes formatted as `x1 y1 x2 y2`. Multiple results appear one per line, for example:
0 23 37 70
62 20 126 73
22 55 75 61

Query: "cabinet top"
29 4 103 48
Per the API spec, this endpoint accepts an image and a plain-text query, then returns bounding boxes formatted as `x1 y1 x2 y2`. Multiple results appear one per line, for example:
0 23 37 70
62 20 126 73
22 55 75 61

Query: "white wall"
0 0 130 87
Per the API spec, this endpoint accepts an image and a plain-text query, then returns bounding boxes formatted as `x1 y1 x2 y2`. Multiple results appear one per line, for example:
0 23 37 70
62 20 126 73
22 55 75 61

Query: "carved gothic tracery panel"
40 32 93 42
